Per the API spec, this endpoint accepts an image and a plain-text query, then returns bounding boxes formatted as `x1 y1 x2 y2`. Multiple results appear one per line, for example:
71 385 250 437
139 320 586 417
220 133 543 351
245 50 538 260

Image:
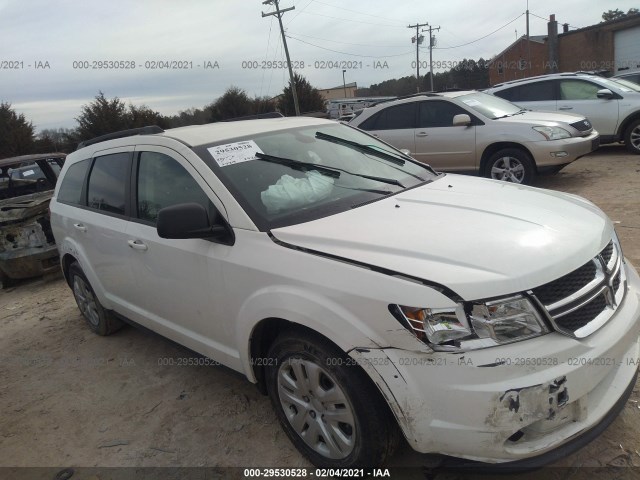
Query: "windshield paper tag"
23 169 35 176
208 140 263 167
461 99 481 107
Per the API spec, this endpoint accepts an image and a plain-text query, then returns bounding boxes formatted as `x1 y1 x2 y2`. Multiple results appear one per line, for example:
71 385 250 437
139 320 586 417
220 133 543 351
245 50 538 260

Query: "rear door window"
86 152 131 215
384 103 417 129
359 103 417 130
495 81 556 101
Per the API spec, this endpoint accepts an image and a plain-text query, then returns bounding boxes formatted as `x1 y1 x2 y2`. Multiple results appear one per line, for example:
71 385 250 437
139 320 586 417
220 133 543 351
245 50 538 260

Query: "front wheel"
484 148 536 185
624 119 640 154
266 330 399 468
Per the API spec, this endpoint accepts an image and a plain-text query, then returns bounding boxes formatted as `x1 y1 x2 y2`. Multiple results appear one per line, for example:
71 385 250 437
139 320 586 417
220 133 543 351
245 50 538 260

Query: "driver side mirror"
596 88 614 99
453 114 472 126
157 203 232 244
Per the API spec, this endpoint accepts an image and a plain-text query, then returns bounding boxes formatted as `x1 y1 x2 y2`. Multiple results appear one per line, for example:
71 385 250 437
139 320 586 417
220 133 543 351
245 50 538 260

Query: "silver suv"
349 91 598 185
486 72 640 154
614 68 640 86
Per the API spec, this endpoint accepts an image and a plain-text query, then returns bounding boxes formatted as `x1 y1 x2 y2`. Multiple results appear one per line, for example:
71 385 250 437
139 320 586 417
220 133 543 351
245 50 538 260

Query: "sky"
0 0 638 131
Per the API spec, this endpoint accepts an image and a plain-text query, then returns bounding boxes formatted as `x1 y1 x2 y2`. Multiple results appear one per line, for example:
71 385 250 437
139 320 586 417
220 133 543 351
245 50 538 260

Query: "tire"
484 148 536 185
68 262 123 336
266 330 399 468
624 119 640 154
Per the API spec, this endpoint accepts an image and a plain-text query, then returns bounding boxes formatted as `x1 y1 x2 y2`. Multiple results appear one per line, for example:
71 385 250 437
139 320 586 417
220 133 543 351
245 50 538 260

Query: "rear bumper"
0 244 60 279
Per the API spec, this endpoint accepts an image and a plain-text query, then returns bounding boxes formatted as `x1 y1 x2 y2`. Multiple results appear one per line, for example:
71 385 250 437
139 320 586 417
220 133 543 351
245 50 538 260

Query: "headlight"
394 295 549 352
533 126 571 140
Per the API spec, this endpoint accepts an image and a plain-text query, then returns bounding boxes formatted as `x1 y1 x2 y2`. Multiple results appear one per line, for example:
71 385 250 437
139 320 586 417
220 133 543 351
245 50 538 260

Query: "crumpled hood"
271 175 612 301
0 191 52 225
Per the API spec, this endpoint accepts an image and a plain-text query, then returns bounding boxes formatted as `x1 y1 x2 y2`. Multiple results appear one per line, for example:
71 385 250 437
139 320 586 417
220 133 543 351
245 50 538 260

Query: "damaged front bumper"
351 263 640 464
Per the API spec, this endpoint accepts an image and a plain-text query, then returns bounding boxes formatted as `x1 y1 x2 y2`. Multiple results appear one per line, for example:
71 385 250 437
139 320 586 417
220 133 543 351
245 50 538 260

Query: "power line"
432 13 525 49
286 0 314 26
296 10 404 28
286 34 414 57
530 11 583 30
259 17 274 97
287 31 407 48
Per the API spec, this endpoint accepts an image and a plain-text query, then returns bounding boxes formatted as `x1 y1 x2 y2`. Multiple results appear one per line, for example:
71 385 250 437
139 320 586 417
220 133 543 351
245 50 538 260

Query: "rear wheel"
624 119 640 154
484 148 536 185
265 330 399 468
69 262 123 336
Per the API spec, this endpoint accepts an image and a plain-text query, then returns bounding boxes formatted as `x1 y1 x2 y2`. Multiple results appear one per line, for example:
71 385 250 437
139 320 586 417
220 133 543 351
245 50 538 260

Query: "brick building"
488 13 640 86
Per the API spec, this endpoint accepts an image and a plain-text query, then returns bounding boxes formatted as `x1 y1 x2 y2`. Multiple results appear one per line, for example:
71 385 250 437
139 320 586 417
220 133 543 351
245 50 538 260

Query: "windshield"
194 122 437 230
603 76 640 93
456 92 522 119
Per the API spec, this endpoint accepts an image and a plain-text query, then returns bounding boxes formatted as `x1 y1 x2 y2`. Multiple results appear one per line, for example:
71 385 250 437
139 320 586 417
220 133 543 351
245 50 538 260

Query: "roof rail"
369 92 441 107
223 112 284 122
76 125 165 150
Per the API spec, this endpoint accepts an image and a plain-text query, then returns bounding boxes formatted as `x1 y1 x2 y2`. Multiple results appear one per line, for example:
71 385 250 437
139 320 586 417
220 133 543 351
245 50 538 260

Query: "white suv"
486 72 640 154
50 119 640 469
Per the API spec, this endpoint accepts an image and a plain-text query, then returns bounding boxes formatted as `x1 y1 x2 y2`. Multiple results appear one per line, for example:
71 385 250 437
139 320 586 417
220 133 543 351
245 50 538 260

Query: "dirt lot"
1 146 640 479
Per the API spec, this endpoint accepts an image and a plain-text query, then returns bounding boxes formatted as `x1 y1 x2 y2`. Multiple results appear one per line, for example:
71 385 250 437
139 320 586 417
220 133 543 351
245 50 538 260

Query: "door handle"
416 132 429 137
127 239 148 251
559 106 573 110
73 223 87 232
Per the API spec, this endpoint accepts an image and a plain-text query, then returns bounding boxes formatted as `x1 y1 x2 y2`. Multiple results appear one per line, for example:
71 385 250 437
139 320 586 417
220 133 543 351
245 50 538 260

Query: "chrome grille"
530 240 626 338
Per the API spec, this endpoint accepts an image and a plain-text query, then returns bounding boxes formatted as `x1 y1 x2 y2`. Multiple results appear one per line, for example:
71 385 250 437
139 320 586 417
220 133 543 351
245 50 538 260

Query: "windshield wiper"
254 152 405 187
315 131 408 165
254 152 339 178
495 109 527 119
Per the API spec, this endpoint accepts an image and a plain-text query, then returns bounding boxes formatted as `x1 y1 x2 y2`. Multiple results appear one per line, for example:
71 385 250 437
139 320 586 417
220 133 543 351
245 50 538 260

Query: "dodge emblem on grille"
584 121 591 127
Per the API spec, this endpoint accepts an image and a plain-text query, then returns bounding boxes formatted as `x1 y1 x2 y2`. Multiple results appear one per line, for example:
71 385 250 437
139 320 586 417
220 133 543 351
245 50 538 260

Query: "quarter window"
136 151 211 225
57 159 90 205
87 153 130 215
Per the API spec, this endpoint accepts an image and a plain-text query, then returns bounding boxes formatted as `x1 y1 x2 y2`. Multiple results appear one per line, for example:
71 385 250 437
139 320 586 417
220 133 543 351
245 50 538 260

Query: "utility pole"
262 0 300 116
526 0 531 77
342 69 347 97
408 22 428 93
424 24 440 91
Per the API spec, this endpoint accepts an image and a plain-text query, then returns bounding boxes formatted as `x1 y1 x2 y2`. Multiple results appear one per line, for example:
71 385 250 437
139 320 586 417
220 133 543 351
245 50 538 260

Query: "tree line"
358 57 490 97
1 73 325 156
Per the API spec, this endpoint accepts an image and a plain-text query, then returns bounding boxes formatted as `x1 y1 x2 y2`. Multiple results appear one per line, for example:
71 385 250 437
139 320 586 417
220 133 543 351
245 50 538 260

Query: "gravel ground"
1 145 639 480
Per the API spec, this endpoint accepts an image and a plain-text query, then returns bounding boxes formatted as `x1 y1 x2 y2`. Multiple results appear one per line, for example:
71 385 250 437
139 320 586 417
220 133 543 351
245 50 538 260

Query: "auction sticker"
208 140 263 167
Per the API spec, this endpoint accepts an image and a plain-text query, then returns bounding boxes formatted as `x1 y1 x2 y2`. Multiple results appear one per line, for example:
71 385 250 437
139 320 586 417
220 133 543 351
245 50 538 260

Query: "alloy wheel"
490 156 526 183
630 124 640 151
